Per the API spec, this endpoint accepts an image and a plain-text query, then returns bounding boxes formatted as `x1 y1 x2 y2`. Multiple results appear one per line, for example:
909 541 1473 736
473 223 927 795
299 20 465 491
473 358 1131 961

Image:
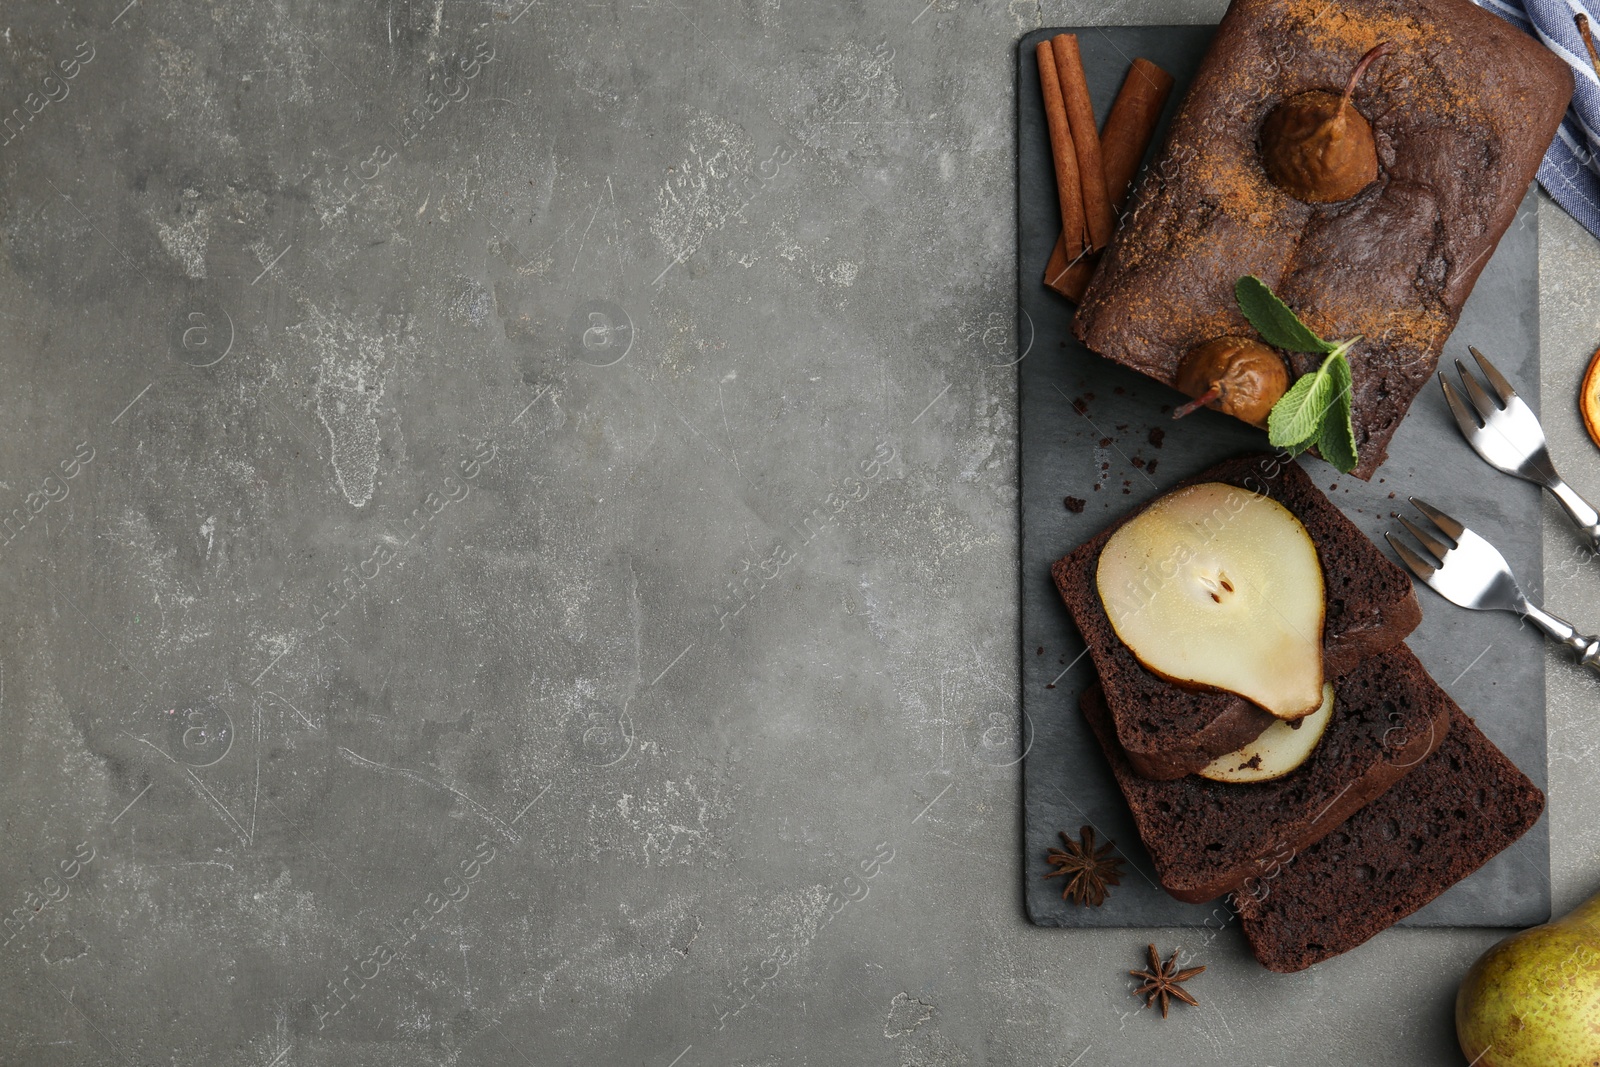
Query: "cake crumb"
1148 428 1166 448
1064 496 1087 513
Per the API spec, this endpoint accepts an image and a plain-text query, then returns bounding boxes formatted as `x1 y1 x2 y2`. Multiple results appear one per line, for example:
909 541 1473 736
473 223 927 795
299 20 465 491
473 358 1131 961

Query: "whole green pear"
1456 891 1600 1066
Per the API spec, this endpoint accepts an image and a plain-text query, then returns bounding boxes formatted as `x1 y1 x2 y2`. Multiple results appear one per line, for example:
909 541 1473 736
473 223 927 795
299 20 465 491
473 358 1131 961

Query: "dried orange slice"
1582 346 1600 451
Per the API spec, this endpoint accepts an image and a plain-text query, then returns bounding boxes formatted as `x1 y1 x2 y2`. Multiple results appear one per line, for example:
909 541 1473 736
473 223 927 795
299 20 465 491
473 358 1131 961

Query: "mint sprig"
1234 275 1360 473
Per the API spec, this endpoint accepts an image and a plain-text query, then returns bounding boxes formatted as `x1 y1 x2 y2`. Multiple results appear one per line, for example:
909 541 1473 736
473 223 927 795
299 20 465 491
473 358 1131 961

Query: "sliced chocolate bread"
1054 453 1421 779
1234 702 1545 972
1080 643 1450 903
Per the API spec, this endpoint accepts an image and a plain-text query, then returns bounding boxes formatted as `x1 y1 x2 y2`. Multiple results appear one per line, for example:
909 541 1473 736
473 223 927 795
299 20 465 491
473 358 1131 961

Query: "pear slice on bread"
1096 482 1326 720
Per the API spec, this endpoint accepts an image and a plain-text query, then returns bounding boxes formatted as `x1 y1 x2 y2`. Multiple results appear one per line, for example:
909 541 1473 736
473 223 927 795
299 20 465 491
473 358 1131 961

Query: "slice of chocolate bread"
1054 453 1420 779
1080 643 1450 904
1072 0 1572 480
1235 702 1544 972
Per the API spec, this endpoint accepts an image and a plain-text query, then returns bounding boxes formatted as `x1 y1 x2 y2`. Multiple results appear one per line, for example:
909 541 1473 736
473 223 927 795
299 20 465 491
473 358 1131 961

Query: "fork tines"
1408 497 1465 540
1441 346 1517 434
1384 498 1464 581
1384 529 1436 581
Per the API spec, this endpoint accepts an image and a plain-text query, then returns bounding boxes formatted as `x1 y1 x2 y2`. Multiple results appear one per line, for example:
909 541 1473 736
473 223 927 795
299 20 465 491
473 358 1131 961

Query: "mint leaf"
1266 348 1360 471
1316 392 1357 473
1314 354 1358 473
1234 276 1337 355
1267 366 1333 450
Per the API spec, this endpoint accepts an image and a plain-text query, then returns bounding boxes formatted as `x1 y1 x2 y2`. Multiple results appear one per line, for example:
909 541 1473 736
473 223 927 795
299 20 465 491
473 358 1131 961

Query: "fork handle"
1547 478 1600 554
1523 602 1600 674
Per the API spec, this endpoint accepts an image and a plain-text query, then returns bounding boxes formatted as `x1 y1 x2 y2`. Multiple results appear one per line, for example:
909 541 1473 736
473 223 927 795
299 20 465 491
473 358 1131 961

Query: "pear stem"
1339 41 1391 115
1173 384 1222 420
1577 14 1600 80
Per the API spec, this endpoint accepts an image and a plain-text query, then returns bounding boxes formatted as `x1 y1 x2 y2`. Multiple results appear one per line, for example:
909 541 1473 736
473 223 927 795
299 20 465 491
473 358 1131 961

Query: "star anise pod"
1043 825 1124 906
1130 944 1205 1018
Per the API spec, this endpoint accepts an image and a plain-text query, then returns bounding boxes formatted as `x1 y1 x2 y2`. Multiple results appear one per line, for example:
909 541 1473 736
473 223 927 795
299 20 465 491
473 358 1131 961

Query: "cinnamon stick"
1037 40 1087 261
1051 34 1114 251
1045 57 1175 302
1100 59 1176 213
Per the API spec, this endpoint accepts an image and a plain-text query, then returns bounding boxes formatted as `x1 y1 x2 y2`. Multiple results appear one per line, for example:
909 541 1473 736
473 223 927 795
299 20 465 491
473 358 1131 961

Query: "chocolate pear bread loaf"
1072 0 1573 479
1053 454 1420 780
1079 643 1450 903
1234 702 1545 971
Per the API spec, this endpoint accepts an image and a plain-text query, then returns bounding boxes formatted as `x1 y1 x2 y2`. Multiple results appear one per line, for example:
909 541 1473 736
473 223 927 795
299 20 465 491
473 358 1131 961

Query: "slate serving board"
1019 25 1551 929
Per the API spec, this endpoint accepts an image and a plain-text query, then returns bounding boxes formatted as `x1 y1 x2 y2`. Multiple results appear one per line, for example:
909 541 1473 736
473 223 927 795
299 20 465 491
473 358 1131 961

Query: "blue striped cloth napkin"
1474 0 1600 237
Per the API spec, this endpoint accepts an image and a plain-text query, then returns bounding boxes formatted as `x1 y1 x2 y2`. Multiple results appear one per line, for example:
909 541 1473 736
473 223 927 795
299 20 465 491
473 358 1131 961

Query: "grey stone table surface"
0 1 1596 1065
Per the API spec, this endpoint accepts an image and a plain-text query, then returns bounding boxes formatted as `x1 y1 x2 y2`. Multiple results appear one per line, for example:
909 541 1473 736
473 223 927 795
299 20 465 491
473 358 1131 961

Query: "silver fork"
1441 347 1600 553
1386 498 1600 674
